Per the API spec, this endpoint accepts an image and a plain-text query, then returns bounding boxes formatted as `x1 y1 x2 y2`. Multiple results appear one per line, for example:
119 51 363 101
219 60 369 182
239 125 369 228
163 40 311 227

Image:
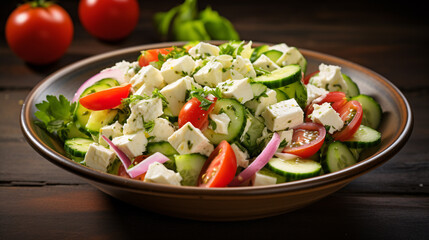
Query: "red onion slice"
229 132 280 187
72 69 125 102
127 152 170 178
101 135 131 169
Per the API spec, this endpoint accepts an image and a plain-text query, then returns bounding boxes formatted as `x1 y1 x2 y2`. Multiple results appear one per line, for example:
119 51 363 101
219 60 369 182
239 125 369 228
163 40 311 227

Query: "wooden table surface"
1 0 428 239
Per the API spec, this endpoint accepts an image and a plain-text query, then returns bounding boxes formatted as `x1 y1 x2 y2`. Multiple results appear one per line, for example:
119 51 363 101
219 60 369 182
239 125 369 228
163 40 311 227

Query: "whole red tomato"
79 0 139 41
5 1 73 65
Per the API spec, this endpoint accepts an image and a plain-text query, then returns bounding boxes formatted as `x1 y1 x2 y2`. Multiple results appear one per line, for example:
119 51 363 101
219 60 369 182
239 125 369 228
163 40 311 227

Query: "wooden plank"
0 185 427 239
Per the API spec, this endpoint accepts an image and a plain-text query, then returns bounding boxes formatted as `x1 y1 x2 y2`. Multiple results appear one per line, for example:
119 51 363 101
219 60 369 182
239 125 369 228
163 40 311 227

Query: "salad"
35 41 382 187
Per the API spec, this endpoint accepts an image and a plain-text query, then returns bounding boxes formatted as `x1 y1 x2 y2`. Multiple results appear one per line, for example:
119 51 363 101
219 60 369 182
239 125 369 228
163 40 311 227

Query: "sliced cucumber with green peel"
257 167 286 184
254 64 302 88
262 50 283 63
64 137 94 158
239 110 265 157
175 154 207 186
342 73 360 97
273 88 288 102
323 141 356 173
351 94 383 129
343 125 381 148
203 98 245 144
267 157 321 181
250 45 270 62
85 109 118 135
250 82 268 98
147 141 179 156
278 80 307 109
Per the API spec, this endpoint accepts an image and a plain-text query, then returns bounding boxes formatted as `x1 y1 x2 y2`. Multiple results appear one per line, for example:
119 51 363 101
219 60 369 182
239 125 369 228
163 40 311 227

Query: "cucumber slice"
349 148 363 160
250 45 270 62
257 167 286 184
250 82 268 98
342 74 360 97
267 157 322 181
175 154 207 186
64 137 94 158
273 88 288 102
277 80 307 109
239 110 265 157
85 109 118 135
351 94 383 129
203 98 245 144
107 158 122 175
322 141 356 173
254 64 302 88
262 50 283 63
343 125 381 148
147 141 179 156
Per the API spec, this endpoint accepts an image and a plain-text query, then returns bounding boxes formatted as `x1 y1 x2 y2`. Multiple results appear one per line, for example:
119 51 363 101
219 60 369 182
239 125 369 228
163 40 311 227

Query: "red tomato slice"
178 95 217 131
305 91 348 122
198 141 237 188
79 84 131 110
282 122 326 158
302 71 319 85
138 47 173 67
332 100 363 141
118 155 148 180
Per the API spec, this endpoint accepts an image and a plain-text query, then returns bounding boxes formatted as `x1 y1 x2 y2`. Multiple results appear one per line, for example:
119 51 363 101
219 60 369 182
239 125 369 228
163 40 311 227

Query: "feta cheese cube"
168 122 214 156
98 121 123 147
309 64 348 93
240 41 253 59
122 97 163 134
253 54 280 72
147 118 176 142
275 47 304 67
269 43 289 53
209 113 230 135
252 171 277 186
103 60 139 83
84 143 116 172
231 55 256 78
278 129 293 150
231 143 249 168
144 162 182 186
122 111 144 134
188 42 220 59
245 89 277 116
306 84 328 106
112 130 148 159
160 76 198 116
222 68 244 81
311 102 344 134
160 55 195 84
218 78 253 103
130 65 164 90
262 99 304 131
193 60 223 87
215 55 233 69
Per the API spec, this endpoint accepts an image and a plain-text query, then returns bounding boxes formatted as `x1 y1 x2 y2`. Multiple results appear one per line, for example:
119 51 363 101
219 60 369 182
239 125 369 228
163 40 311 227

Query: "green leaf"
174 20 211 41
200 6 240 40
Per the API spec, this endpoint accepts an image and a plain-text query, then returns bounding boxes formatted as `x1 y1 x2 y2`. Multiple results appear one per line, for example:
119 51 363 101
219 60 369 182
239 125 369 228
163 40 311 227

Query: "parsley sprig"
187 86 222 111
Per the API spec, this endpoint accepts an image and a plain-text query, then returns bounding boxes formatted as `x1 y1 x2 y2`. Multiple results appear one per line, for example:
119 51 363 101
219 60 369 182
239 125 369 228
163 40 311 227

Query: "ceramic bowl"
20 42 413 221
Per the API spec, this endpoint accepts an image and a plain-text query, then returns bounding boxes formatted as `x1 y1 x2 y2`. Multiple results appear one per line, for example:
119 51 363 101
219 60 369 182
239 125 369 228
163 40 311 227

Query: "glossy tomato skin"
79 84 132 110
282 122 326 158
79 0 139 41
138 48 173 67
305 91 347 122
198 141 237 188
178 96 217 131
332 100 363 141
6 2 73 65
302 71 319 85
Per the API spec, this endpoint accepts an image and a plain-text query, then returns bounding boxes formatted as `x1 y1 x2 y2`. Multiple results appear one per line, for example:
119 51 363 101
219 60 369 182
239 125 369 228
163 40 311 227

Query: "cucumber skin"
351 94 383 130
267 158 322 182
254 65 302 89
343 125 381 148
175 154 207 186
64 137 94 158
322 141 357 173
342 74 360 98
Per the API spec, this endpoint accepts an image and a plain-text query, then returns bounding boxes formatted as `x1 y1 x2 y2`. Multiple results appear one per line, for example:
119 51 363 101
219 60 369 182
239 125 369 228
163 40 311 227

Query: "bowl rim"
20 41 413 196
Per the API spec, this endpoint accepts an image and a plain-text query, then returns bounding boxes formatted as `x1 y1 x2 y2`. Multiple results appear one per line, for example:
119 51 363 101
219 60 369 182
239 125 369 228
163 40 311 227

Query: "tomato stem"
30 0 52 8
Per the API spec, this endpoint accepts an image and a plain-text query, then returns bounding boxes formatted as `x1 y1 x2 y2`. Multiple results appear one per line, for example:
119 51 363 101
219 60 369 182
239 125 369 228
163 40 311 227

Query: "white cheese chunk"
193 60 223 87
160 55 195 84
262 98 304 131
112 130 148 159
278 129 293 150
98 121 123 147
252 171 277 186
144 162 182 186
231 143 249 168
122 97 164 134
215 54 234 69
84 143 116 172
168 122 214 156
103 60 139 83
309 64 348 93
253 54 280 72
245 89 277 116
160 76 197 116
209 113 230 135
147 118 176 142
218 78 254 103
231 55 256 78
311 102 344 134
306 84 329 106
240 41 253 59
222 68 244 81
269 43 289 53
275 47 305 67
130 65 164 91
188 42 220 59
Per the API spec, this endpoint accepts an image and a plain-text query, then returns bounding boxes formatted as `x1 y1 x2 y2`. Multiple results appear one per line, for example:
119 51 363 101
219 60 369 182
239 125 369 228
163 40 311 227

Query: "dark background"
1 0 428 239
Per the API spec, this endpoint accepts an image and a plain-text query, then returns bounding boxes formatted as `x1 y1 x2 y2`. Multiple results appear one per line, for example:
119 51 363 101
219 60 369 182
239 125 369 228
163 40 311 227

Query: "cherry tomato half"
178 95 217 131
138 48 174 67
118 155 148 180
79 0 139 41
6 1 73 65
305 91 348 122
282 122 326 158
79 84 132 110
332 100 363 141
198 141 237 188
